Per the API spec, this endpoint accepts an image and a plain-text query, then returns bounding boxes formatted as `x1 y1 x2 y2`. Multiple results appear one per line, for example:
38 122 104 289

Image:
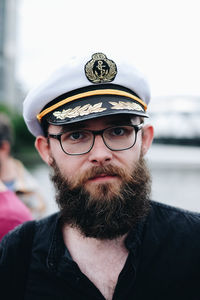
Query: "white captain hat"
23 51 151 137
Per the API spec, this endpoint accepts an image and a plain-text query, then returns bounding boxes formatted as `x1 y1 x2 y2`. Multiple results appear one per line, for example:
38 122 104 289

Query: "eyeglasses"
48 123 143 155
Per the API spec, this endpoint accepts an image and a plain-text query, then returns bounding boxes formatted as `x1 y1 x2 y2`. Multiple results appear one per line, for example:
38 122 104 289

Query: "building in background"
0 0 22 109
149 95 200 146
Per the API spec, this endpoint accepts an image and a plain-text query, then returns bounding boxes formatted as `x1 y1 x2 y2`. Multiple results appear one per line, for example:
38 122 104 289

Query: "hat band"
37 89 147 122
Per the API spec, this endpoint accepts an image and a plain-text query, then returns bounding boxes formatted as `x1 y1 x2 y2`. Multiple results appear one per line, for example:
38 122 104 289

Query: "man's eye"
112 127 125 136
61 131 85 142
69 131 84 140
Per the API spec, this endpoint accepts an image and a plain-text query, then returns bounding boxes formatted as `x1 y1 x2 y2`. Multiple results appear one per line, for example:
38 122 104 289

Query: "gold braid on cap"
37 89 147 122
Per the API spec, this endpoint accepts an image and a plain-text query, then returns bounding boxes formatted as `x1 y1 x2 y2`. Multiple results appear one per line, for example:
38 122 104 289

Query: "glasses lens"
103 126 136 150
61 130 93 154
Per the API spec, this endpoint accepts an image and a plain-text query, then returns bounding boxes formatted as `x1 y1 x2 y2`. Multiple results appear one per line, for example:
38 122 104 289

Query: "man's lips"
88 173 118 182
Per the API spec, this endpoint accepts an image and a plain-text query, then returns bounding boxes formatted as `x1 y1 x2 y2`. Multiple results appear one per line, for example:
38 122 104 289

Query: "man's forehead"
60 114 140 130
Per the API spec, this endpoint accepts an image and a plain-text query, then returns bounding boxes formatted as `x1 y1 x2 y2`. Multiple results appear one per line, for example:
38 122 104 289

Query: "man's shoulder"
35 212 60 229
148 200 200 236
0 212 59 257
34 212 60 241
151 200 200 221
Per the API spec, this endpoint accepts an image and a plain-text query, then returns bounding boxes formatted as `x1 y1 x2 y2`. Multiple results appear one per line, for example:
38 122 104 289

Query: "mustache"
70 164 132 188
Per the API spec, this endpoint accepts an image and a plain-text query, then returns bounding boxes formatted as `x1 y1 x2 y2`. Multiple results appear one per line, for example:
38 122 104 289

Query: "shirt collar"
47 211 148 272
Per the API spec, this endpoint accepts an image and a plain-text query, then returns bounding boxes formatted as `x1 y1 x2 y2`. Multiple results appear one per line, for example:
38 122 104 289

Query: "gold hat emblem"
85 53 117 83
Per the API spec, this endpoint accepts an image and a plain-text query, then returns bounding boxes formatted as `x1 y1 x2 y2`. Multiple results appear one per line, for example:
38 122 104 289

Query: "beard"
50 157 152 240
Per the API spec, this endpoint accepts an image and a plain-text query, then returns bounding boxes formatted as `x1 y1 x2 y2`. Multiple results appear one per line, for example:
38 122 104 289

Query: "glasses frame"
48 123 144 156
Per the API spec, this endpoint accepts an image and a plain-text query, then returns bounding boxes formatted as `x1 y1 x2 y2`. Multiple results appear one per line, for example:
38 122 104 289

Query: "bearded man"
0 52 200 300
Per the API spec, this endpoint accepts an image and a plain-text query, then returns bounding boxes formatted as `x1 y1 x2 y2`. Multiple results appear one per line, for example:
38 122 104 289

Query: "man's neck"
62 225 129 300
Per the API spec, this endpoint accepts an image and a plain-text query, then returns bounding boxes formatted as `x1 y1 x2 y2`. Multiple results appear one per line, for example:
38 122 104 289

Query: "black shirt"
0 201 200 300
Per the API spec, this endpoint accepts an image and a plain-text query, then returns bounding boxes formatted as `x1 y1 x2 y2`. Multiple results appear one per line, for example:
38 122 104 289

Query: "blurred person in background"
0 179 32 241
0 113 46 218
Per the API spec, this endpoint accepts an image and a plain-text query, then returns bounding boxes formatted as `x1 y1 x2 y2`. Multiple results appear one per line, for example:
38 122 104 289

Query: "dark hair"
41 118 50 137
0 113 14 147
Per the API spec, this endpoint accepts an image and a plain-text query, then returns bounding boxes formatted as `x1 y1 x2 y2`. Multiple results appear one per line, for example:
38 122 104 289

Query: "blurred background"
0 0 199 216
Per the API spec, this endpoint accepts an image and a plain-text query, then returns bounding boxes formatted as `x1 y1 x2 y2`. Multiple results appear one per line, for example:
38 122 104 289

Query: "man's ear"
141 124 154 156
35 136 53 165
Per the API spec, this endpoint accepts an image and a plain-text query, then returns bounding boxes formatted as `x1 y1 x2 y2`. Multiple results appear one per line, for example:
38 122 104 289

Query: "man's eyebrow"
61 123 87 131
61 119 130 130
105 118 132 126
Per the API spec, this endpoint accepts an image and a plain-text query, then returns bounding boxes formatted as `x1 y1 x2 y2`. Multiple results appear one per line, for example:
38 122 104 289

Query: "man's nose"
88 135 113 165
